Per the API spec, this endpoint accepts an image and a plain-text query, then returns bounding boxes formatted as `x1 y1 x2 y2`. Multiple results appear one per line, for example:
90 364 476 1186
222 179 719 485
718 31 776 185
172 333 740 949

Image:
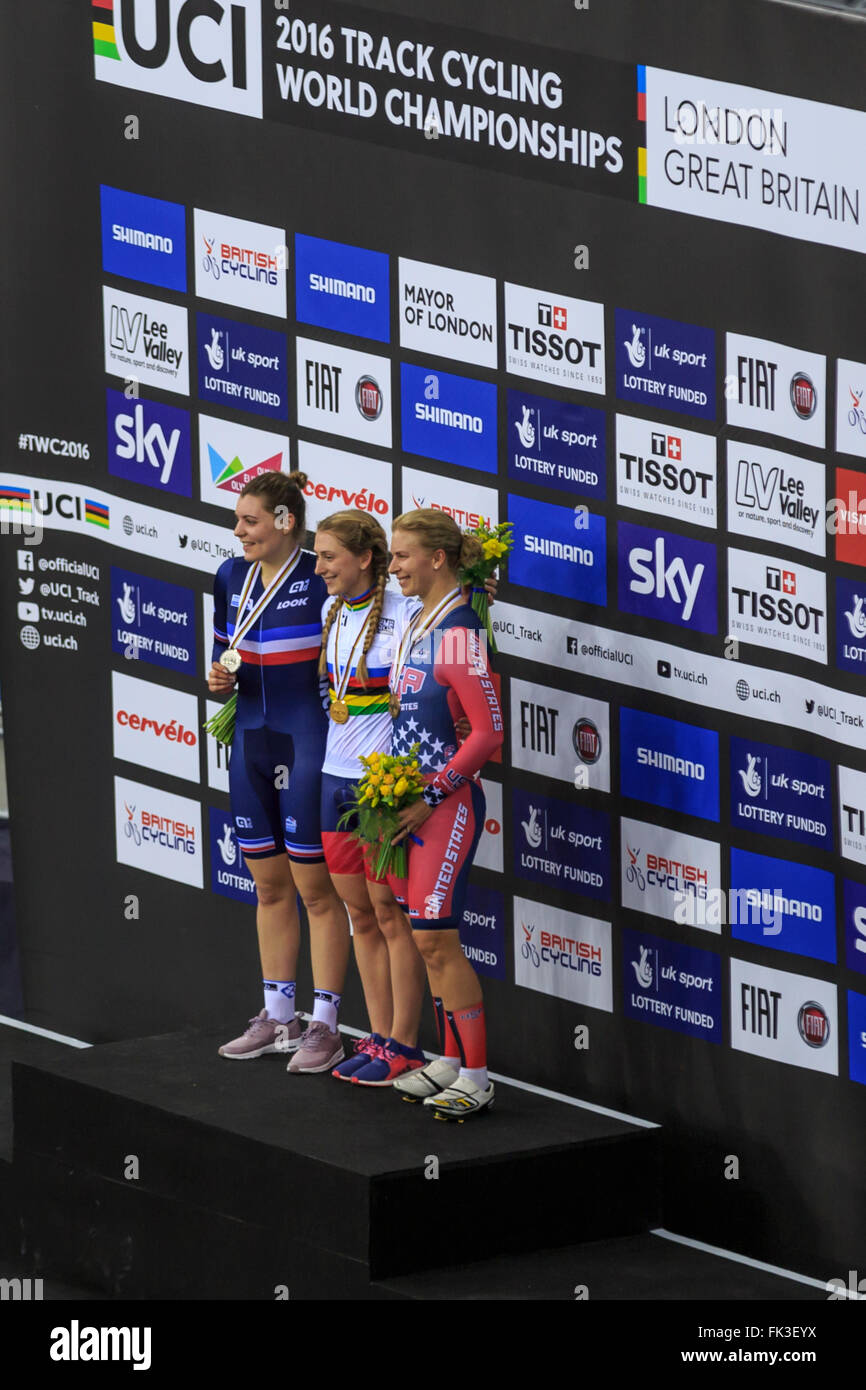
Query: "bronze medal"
389 692 401 719
330 698 350 724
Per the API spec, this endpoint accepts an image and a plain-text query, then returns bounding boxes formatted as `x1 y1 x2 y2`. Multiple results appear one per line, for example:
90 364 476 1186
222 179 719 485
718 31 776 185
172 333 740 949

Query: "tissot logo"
93 0 263 119
505 283 605 393
616 414 716 525
728 547 826 663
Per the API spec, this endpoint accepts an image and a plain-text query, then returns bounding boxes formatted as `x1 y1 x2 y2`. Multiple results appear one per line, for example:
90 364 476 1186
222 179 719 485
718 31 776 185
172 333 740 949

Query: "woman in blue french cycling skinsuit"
207 470 349 1071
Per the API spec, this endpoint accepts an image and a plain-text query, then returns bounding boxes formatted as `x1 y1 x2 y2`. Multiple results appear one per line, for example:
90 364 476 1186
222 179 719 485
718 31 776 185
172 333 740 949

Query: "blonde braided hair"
316 511 389 687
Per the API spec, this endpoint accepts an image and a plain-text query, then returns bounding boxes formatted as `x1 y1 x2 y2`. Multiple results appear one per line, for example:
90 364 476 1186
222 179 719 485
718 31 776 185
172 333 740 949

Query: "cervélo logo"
93 0 263 118
618 520 717 633
620 707 719 821
616 308 715 420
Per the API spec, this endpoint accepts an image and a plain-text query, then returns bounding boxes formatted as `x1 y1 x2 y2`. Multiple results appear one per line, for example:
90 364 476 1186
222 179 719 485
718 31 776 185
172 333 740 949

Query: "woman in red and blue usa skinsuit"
386 508 504 1120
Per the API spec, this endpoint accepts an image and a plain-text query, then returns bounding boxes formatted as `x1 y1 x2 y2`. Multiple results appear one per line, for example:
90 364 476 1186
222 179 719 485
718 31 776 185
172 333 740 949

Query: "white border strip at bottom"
651 1227 845 1296
0 1013 91 1049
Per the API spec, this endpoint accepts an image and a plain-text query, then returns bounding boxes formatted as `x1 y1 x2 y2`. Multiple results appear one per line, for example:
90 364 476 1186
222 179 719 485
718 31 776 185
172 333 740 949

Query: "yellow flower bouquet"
459 520 515 652
338 745 427 878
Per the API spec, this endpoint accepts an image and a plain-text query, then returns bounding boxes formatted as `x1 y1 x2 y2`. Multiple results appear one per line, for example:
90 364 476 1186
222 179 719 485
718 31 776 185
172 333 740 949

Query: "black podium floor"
0 1023 827 1300
4 1024 657 1297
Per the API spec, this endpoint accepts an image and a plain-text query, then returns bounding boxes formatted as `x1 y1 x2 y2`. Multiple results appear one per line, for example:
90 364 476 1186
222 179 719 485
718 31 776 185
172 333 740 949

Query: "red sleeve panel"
422 626 504 807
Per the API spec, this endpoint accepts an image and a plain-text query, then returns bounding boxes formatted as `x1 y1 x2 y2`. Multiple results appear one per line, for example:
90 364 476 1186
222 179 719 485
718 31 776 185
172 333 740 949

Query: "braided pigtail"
319 596 344 679
357 569 387 686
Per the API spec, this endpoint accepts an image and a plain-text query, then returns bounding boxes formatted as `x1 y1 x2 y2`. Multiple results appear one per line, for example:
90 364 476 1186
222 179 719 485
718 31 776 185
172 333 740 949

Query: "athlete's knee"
254 879 295 909
374 900 411 941
413 931 456 971
346 902 378 936
299 884 344 921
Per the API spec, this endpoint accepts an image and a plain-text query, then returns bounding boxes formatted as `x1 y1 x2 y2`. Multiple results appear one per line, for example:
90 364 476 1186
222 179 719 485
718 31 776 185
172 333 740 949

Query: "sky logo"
295 233 390 341
621 707 719 821
101 185 186 292
401 363 496 473
509 494 606 605
730 737 831 851
106 390 191 497
618 520 716 632
730 847 836 964
844 880 866 977
616 307 715 420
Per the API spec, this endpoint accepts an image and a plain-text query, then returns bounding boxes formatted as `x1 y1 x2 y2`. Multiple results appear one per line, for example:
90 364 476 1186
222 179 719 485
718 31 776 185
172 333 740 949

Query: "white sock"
312 989 341 1031
460 1066 489 1090
441 1055 461 1069
264 980 295 1024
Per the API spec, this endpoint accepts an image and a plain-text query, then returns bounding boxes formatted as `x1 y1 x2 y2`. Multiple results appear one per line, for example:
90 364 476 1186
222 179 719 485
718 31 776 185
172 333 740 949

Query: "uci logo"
94 0 263 119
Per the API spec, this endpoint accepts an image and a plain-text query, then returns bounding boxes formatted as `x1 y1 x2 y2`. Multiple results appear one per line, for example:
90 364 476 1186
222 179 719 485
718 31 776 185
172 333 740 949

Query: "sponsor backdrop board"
5 0 866 1278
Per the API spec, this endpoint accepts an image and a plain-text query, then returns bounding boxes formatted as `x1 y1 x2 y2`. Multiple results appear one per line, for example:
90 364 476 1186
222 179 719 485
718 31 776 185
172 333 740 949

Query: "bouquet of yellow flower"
204 693 237 746
459 519 514 652
338 745 426 879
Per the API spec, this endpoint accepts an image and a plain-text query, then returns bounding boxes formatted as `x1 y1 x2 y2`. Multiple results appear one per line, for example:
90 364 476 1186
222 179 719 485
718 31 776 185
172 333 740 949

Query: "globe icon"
123 515 134 537
736 679 749 702
19 625 40 650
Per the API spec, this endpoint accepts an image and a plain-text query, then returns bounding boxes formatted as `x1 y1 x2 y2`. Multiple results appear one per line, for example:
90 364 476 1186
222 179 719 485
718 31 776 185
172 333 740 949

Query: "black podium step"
9 1028 660 1297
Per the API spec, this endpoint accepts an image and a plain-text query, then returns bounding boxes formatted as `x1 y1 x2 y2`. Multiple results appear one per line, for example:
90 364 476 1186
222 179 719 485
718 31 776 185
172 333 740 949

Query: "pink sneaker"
286 1020 345 1074
218 1010 303 1059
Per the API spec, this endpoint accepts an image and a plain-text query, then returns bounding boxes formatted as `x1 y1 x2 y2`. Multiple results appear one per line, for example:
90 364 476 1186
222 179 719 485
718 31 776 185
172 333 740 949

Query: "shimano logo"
637 746 705 780
112 224 173 254
309 273 375 303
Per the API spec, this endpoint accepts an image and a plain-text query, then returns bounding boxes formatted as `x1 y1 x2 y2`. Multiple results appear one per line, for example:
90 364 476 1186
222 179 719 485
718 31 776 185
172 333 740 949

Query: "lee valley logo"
50 1319 151 1370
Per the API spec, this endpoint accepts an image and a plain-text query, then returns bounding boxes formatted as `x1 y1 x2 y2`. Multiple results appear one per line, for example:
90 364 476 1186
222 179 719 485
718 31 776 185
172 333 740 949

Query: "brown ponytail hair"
240 470 309 537
391 507 483 573
316 510 389 686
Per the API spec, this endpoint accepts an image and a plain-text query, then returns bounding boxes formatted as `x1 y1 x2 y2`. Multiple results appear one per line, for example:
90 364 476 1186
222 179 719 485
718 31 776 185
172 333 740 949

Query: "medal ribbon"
227 546 303 651
332 596 375 704
388 587 464 694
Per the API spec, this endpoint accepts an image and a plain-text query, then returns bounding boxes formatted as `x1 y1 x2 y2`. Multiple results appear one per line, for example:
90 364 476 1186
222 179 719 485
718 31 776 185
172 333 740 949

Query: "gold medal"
330 698 349 724
389 692 401 719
